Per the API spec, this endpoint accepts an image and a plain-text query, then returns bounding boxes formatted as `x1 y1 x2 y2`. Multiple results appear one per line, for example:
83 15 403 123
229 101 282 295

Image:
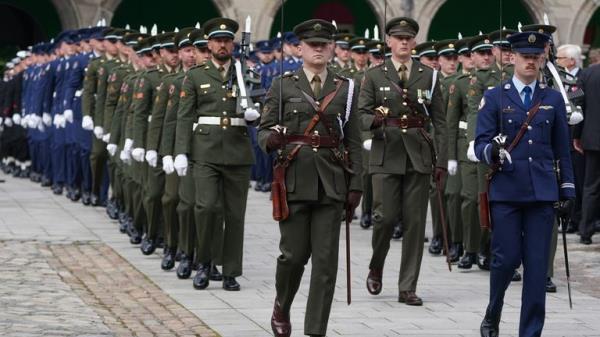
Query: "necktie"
218 66 226 80
398 64 408 84
312 74 322 98
522 86 532 110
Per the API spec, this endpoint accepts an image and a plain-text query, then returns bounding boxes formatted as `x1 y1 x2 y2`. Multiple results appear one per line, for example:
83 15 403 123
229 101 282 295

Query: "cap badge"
448 43 454 48
219 24 227 30
528 34 536 43
400 20 407 26
538 29 544 34
314 23 322 31
484 39 490 44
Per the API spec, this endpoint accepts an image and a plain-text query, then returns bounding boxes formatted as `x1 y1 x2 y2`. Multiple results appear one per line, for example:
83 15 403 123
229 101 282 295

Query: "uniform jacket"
574 64 600 151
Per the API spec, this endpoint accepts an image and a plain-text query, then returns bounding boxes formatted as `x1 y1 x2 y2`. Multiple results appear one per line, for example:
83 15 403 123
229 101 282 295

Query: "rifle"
234 16 263 117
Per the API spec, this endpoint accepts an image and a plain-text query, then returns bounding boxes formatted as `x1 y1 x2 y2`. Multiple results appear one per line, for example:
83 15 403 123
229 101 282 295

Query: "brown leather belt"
385 115 426 129
285 134 339 148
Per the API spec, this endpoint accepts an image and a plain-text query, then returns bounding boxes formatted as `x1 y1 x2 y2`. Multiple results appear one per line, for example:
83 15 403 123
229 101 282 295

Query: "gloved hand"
81 115 94 130
162 155 175 175
362 139 372 151
174 154 188 176
266 131 284 152
93 126 104 139
244 107 260 121
63 109 74 123
57 114 66 128
52 114 60 127
119 149 132 165
145 150 158 167
124 138 134 152
557 199 574 218
37 122 45 132
345 190 363 223
4 117 12 127
370 114 384 129
106 143 118 157
12 113 21 125
27 115 38 129
102 133 111 143
447 160 458 176
467 140 479 162
131 148 145 162
42 112 52 126
20 114 29 127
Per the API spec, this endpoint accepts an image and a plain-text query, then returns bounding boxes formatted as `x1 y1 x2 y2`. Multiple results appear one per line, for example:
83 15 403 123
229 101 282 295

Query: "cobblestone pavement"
1 172 600 337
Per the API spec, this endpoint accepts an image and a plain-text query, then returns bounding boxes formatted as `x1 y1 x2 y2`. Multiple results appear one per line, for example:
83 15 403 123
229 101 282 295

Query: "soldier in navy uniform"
475 31 575 337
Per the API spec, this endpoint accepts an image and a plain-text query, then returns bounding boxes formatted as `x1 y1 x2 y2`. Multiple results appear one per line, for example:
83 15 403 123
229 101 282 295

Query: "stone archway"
571 0 600 46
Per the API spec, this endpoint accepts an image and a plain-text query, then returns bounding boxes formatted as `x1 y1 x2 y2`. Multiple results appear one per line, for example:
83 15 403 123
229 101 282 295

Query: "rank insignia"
135 92 144 99
139 78 145 88
169 85 175 95
449 84 456 94
504 83 511 90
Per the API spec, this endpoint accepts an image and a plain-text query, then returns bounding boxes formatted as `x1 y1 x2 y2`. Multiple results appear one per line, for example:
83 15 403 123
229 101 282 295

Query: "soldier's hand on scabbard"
266 131 284 152
434 167 447 186
557 199 574 218
345 191 362 223
370 114 384 129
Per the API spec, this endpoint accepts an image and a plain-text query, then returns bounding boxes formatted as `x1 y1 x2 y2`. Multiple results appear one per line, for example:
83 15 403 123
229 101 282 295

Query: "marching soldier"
362 17 447 306
330 32 354 75
476 31 574 337
259 19 362 337
414 41 439 70
174 17 255 291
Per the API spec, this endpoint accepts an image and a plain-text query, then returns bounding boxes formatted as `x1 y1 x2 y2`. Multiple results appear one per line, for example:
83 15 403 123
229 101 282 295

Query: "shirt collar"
512 75 536 95
569 67 580 77
390 57 412 72
211 59 231 71
303 67 328 84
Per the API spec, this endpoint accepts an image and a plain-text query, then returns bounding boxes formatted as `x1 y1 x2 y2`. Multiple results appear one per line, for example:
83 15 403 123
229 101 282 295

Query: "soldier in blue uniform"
475 31 575 337
281 32 302 73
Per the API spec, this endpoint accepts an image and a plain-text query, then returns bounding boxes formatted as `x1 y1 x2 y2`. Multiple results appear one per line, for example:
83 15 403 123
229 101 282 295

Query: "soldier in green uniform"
366 39 386 67
362 17 447 306
258 19 362 337
446 36 484 269
435 39 463 262
330 33 354 74
349 37 370 80
174 18 254 291
414 41 439 70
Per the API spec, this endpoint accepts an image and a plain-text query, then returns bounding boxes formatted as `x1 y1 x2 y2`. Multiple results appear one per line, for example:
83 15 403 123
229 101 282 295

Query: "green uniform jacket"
93 58 122 128
175 60 254 166
466 63 514 142
446 73 472 162
81 55 103 118
159 72 185 157
103 63 133 132
358 58 448 175
132 67 163 149
109 72 138 147
258 68 363 202
147 71 180 152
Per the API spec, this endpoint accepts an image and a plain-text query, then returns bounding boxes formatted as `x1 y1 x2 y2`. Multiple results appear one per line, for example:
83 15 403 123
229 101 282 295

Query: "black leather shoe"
71 188 81 202
449 243 463 263
261 182 272 192
176 255 193 279
91 194 100 206
398 291 423 306
140 237 157 255
161 248 177 271
392 222 403 240
223 276 240 291
128 225 142 245
546 277 557 293
366 269 382 295
512 270 522 282
254 182 263 191
81 192 92 206
41 177 52 187
119 218 129 234
480 310 500 337
428 236 442 255
193 264 210 289
580 236 592 245
360 213 372 229
458 252 477 269
210 264 223 281
66 188 73 200
271 299 291 337
52 185 63 195
175 250 182 262
477 253 491 271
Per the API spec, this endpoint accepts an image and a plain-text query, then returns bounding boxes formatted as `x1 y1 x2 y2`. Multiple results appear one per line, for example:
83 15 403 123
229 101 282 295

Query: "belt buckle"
310 131 320 151
221 117 230 129
399 115 409 132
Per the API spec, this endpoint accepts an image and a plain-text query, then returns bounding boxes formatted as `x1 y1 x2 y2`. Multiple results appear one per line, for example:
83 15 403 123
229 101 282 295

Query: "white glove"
4 117 12 127
64 109 74 123
57 114 66 128
107 143 118 157
124 138 134 152
12 114 21 125
467 141 479 162
162 155 175 175
102 133 111 143
20 114 29 127
145 150 158 167
93 126 104 139
132 148 145 162
174 154 188 176
42 112 52 126
82 115 94 130
362 139 372 151
447 160 458 176
27 115 38 128
119 149 132 164
37 122 45 132
244 107 260 121
568 110 584 125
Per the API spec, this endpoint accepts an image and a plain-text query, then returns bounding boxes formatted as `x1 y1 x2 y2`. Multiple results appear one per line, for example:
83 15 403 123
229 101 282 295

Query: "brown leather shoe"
366 269 383 295
398 291 423 306
271 299 291 337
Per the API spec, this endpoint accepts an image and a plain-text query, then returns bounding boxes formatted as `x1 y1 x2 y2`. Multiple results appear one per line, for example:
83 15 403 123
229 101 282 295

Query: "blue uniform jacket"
475 79 575 202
